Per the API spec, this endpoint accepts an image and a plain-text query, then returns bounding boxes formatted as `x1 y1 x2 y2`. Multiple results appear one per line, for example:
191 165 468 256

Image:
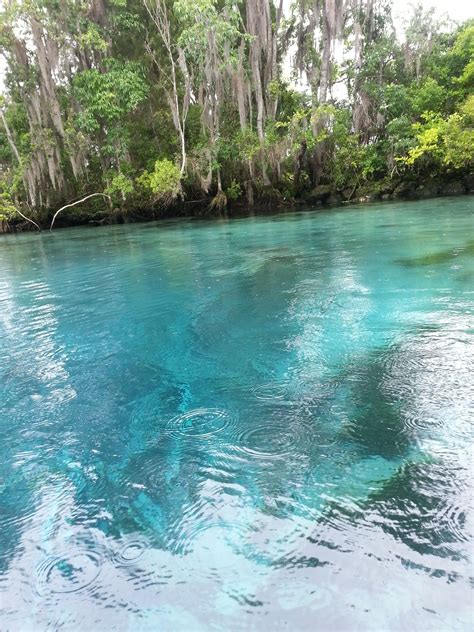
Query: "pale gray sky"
393 0 473 24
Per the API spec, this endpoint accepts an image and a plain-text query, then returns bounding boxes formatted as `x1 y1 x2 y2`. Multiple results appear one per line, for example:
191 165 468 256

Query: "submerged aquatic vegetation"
396 239 474 266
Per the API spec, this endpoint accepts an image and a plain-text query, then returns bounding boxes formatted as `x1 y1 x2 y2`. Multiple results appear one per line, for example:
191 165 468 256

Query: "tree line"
0 0 473 229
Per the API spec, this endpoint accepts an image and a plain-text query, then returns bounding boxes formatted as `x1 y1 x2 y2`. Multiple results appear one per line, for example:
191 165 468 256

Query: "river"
0 197 472 630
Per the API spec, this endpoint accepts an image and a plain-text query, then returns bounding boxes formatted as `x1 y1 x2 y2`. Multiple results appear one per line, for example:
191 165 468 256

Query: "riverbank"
2 173 473 234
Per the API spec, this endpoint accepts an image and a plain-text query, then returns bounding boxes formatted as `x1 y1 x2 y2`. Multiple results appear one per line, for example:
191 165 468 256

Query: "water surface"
0 197 473 630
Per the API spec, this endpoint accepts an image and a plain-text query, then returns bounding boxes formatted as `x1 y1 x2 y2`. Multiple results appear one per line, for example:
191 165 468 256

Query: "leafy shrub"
226 179 242 201
0 189 16 223
138 159 182 207
106 172 135 205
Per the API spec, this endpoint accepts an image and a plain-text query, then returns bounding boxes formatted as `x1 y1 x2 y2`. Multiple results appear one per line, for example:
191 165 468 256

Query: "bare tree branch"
14 207 42 231
50 193 111 231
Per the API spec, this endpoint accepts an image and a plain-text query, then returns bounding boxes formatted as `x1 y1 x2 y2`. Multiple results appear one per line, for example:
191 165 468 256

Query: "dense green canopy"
0 1 473 228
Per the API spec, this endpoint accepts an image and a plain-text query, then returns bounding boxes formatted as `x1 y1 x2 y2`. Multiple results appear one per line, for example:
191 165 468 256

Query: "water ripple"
0 200 473 630
36 549 103 595
113 535 150 567
253 382 287 401
171 517 255 556
438 503 471 544
237 423 306 460
166 408 234 439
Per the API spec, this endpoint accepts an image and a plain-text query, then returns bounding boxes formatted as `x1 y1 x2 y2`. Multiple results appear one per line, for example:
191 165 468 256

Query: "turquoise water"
0 197 473 630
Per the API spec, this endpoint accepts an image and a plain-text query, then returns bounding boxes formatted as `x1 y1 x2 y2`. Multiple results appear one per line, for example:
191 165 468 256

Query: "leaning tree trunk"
0 109 21 164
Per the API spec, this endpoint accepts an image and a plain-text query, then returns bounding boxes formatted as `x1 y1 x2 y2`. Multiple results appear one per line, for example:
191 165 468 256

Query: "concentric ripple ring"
166 408 233 438
253 382 287 401
113 535 150 567
36 550 103 595
238 424 302 459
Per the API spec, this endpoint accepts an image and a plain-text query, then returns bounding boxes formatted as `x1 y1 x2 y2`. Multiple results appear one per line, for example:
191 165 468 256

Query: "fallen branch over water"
15 207 41 232
50 193 111 232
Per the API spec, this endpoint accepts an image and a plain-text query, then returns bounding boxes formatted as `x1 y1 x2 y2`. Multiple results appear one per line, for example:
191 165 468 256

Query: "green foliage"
0 1 472 225
106 172 135 205
409 78 445 117
73 62 149 134
451 25 474 88
79 23 108 53
443 96 474 168
138 159 182 206
0 188 16 222
331 134 380 192
401 96 474 170
226 179 242 201
175 0 243 69
235 129 260 162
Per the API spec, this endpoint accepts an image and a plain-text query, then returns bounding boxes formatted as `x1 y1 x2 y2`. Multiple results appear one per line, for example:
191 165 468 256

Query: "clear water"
0 197 473 631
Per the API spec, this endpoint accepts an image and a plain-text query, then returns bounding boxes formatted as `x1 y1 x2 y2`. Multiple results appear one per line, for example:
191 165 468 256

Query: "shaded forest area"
0 0 473 230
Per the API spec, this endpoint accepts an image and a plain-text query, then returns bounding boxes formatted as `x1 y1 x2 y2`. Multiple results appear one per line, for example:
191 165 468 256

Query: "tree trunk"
0 109 21 164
